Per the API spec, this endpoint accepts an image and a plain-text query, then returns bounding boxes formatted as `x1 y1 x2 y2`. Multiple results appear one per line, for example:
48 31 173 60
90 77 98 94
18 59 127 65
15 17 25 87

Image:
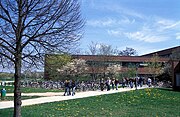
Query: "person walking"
129 78 133 88
115 78 119 90
139 77 143 87
71 80 76 96
100 78 105 91
111 78 115 90
147 78 152 87
68 80 72 95
64 80 70 96
106 77 111 91
122 78 126 88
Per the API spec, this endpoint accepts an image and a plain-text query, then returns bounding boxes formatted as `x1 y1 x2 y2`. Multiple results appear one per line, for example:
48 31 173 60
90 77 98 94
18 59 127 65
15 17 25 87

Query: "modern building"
44 46 180 90
142 46 180 90
72 55 168 77
141 46 180 58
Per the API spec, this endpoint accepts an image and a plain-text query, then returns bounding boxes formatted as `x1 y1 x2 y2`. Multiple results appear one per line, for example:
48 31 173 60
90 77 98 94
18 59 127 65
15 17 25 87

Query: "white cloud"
176 33 180 40
87 18 116 27
107 30 122 37
156 18 180 31
87 17 135 27
164 21 180 30
98 4 145 19
107 16 180 43
124 31 169 43
85 1 180 44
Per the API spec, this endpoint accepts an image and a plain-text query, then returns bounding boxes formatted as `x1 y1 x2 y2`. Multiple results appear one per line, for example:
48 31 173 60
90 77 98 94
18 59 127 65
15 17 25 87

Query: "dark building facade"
171 60 180 91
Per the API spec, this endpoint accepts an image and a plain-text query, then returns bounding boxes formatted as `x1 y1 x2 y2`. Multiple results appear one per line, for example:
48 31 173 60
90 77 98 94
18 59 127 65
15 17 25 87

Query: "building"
44 46 180 90
72 55 168 77
142 46 180 91
141 46 180 58
171 60 180 91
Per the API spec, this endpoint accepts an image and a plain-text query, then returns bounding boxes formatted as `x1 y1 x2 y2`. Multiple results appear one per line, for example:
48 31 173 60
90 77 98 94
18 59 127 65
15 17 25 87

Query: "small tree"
127 64 136 78
57 59 88 80
146 54 163 83
106 64 121 78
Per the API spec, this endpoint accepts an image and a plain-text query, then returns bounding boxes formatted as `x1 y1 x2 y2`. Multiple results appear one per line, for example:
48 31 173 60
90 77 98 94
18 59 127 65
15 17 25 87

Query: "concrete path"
0 86 148 109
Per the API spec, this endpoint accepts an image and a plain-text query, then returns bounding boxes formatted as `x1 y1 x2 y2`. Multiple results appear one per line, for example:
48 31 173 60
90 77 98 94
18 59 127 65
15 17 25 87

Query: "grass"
0 88 180 117
0 96 42 101
0 86 63 93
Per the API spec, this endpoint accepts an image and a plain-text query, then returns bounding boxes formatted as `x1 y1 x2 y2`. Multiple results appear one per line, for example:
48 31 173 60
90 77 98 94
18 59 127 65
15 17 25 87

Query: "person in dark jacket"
100 78 105 91
111 78 115 90
115 78 119 90
106 77 111 91
71 80 76 96
64 80 70 96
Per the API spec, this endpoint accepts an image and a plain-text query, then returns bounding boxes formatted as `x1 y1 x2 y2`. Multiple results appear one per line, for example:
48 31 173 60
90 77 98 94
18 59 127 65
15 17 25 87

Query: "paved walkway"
0 86 148 109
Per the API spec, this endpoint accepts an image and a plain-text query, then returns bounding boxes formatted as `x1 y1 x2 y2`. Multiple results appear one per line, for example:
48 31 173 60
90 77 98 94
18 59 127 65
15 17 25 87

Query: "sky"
79 0 180 55
1 0 180 73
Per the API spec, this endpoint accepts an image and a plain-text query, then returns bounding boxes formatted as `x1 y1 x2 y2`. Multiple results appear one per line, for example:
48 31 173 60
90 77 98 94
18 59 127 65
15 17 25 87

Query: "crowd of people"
63 77 154 96
16 77 154 97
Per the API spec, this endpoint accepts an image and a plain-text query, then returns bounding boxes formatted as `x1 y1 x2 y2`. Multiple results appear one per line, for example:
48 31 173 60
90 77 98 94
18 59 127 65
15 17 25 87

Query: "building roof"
141 46 180 57
72 55 169 62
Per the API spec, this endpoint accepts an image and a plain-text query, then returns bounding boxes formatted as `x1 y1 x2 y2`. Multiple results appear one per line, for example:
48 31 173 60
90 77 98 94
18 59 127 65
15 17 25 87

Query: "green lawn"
0 86 63 93
0 88 180 117
0 96 42 101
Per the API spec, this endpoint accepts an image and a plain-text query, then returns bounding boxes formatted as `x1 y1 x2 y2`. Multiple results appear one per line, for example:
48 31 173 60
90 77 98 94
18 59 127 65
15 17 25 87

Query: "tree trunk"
14 55 22 117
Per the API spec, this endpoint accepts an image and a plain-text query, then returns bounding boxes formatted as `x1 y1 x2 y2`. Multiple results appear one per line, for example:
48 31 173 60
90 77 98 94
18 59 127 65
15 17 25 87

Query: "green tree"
45 54 71 80
127 64 136 78
106 64 121 78
118 47 138 56
146 54 163 83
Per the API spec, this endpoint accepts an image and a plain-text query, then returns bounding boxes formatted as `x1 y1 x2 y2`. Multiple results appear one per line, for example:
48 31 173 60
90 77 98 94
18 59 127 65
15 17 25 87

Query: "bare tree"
98 44 114 55
85 41 100 80
87 41 99 55
0 0 84 116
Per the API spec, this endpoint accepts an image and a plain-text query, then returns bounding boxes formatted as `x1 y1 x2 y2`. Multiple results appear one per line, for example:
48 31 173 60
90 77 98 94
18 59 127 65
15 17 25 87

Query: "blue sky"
79 0 180 55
